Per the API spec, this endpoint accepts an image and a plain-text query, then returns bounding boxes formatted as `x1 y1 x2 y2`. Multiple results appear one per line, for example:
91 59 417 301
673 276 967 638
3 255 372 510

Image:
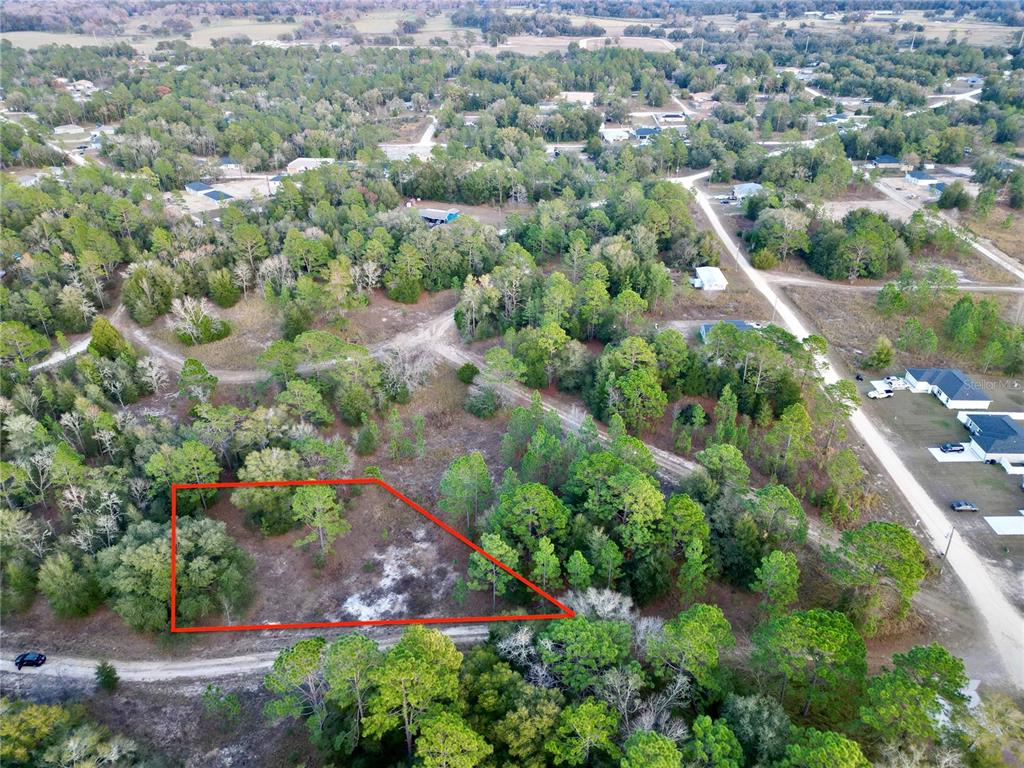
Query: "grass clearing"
1 17 305 52
146 296 281 371
963 205 1024 270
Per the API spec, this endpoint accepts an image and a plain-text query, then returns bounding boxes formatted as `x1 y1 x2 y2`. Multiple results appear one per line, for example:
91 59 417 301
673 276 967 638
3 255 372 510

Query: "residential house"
906 170 939 187
204 190 234 203
286 157 336 174
958 413 1024 467
633 126 661 144
731 182 764 201
905 368 992 410
699 320 763 343
690 266 728 291
871 154 905 171
184 181 213 195
419 208 460 227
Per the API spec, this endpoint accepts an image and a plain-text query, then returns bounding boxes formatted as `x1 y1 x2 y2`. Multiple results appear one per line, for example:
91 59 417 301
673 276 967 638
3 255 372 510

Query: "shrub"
751 248 779 270
282 301 313 341
457 363 480 384
464 387 500 418
87 317 134 361
96 661 119 692
208 268 241 308
354 421 380 456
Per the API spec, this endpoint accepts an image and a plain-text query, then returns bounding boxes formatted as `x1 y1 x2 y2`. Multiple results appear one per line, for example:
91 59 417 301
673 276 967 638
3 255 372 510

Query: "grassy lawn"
863 389 1024 586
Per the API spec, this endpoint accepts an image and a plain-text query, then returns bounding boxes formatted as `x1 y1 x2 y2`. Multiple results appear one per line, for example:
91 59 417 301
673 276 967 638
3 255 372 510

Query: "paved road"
676 170 1024 689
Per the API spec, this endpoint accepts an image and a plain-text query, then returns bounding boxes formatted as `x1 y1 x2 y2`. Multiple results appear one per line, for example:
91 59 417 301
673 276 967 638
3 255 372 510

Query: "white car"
882 377 909 390
868 389 895 399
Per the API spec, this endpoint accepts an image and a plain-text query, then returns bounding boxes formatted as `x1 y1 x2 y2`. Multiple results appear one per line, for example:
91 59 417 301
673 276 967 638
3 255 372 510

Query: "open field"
194 482 495 629
750 10 1023 47
409 199 533 229
962 205 1024 268
1 17 306 52
353 10 459 36
783 284 1021 374
820 197 911 223
144 297 281 372
342 288 457 347
688 11 1022 49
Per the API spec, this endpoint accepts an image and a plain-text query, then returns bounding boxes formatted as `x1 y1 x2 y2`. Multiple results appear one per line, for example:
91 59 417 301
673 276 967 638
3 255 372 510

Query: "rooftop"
968 414 1024 454
699 320 761 341
906 367 990 402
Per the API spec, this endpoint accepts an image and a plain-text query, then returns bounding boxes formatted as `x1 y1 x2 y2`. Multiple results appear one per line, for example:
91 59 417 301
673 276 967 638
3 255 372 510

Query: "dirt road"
677 170 1024 689
0 625 490 683
873 181 1024 283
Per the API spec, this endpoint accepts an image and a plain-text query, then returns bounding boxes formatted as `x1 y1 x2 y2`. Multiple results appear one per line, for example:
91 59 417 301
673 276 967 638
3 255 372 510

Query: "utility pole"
939 527 955 575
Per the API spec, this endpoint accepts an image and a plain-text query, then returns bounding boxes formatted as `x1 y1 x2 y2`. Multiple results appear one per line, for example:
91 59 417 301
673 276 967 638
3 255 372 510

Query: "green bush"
457 363 480 384
282 302 313 341
208 268 241 308
751 248 779 270
464 387 500 419
96 661 119 692
176 315 231 346
354 421 380 456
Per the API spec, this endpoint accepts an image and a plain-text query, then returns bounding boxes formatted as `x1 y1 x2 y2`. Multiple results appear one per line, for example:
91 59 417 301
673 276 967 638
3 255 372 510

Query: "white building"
599 127 631 143
731 182 764 201
905 170 939 187
691 266 728 291
286 157 337 174
958 412 1024 469
905 368 992 410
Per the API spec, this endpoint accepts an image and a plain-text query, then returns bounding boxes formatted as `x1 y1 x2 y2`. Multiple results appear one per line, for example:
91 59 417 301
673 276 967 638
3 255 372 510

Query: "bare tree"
170 296 216 345
137 356 169 393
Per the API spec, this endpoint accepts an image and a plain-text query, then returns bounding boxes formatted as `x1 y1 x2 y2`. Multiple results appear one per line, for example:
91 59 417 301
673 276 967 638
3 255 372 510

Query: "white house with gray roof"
958 412 1024 471
905 368 991 410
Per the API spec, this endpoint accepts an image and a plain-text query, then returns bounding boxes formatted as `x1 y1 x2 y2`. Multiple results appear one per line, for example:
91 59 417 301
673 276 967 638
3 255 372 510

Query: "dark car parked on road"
14 652 46 670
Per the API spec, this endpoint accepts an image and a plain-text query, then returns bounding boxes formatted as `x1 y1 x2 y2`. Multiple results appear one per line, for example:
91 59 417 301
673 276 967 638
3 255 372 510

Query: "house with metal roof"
419 208 460 227
286 157 336 174
871 154 905 170
905 367 991 410
905 170 939 187
204 190 234 202
633 126 661 144
185 181 213 194
690 266 728 291
958 413 1024 466
699 319 763 343
731 182 764 201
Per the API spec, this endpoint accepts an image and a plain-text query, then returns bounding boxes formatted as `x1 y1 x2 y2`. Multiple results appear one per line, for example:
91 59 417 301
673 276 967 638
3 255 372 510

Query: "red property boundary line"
170 477 575 633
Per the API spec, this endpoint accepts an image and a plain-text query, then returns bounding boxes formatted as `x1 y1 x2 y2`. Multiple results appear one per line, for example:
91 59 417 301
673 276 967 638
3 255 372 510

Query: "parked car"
867 389 894 399
14 652 46 670
950 501 979 512
883 377 909 390
940 443 966 453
